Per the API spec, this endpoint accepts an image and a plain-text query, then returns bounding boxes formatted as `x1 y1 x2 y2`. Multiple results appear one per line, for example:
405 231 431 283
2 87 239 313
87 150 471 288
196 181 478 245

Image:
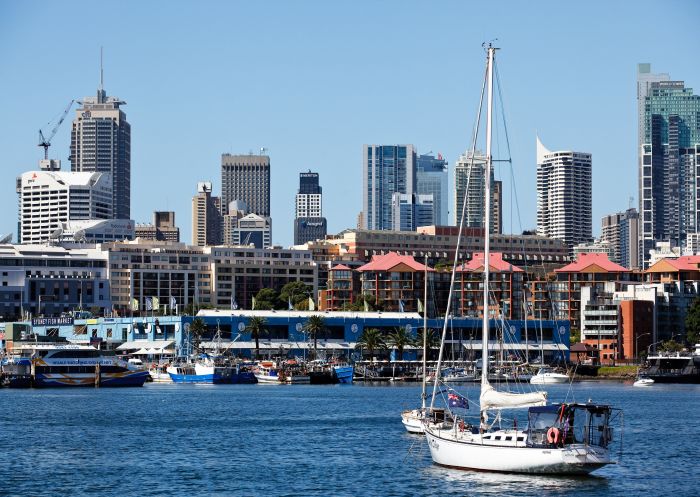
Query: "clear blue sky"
1 0 698 246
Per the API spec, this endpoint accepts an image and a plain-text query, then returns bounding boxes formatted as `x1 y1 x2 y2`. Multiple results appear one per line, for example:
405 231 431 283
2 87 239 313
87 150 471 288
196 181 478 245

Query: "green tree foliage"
303 315 326 358
684 297 700 346
387 327 413 360
246 316 268 358
355 327 386 361
415 327 441 360
658 339 684 353
189 317 207 353
343 293 385 312
279 281 311 309
254 288 279 310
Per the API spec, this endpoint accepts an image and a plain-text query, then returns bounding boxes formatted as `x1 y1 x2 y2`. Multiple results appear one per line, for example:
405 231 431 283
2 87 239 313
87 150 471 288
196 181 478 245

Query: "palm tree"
303 315 326 359
388 327 413 361
415 327 440 360
246 316 268 359
355 328 386 361
189 317 207 354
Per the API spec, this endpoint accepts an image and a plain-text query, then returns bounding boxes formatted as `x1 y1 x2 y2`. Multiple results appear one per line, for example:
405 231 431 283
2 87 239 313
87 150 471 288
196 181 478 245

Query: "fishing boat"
332 363 354 384
423 44 619 474
254 360 310 384
148 362 172 383
530 367 569 385
1 356 33 388
21 344 149 387
166 358 233 384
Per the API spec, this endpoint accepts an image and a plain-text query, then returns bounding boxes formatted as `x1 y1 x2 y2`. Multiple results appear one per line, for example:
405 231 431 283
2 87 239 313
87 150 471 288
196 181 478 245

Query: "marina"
0 381 696 496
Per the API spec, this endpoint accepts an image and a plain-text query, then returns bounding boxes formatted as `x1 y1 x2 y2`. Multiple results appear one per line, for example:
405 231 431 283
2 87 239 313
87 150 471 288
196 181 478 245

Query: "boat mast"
421 255 428 410
481 44 495 389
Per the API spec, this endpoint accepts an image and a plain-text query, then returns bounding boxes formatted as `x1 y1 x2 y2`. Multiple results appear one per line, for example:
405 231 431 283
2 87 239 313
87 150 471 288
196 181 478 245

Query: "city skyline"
1 1 699 246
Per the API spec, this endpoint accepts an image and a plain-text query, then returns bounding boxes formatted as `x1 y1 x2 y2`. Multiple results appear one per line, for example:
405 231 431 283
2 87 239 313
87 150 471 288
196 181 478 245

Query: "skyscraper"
221 154 270 218
191 182 222 246
70 72 130 220
536 137 592 253
416 154 448 226
638 65 700 266
294 171 327 245
391 193 434 232
362 145 416 231
454 151 501 233
601 208 639 269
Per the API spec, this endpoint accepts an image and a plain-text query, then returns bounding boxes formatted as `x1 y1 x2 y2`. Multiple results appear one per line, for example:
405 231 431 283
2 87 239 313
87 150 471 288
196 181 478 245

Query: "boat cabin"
526 403 612 448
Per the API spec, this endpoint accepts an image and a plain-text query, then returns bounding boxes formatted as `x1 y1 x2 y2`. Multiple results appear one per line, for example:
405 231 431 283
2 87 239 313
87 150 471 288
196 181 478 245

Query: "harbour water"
1 381 698 496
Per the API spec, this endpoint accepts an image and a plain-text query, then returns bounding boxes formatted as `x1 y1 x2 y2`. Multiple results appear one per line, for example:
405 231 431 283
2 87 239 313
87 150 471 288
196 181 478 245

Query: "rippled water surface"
1 381 699 496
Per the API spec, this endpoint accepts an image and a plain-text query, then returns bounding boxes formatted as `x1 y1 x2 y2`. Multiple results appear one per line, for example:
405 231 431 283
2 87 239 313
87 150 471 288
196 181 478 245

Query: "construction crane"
38 100 74 160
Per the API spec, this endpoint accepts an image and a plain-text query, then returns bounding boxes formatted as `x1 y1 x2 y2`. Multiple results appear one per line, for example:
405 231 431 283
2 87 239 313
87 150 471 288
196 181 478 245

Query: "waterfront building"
191 182 223 246
229 213 271 248
17 311 569 364
454 150 501 233
357 252 432 313
639 70 700 266
416 153 448 226
70 78 130 220
456 252 525 321
294 171 327 245
536 137 592 254
0 243 110 320
552 253 631 332
325 226 570 273
321 264 360 311
209 246 317 310
362 144 416 231
222 201 248 245
601 209 639 269
580 283 620 364
221 154 270 218
135 211 180 242
17 166 113 244
103 239 211 314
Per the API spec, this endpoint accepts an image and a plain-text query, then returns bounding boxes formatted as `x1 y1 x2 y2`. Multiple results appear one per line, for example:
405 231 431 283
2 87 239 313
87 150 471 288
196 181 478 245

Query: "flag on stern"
447 390 469 409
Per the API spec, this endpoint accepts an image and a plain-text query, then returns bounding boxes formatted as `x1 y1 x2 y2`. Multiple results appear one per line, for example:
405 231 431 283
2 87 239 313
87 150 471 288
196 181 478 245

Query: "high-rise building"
135 211 180 242
601 208 639 269
536 137 592 254
231 213 272 248
221 154 270 218
70 75 130 220
391 193 434 232
191 182 222 246
638 66 700 267
416 154 448 226
294 171 327 245
16 164 113 244
454 151 501 233
362 145 416 231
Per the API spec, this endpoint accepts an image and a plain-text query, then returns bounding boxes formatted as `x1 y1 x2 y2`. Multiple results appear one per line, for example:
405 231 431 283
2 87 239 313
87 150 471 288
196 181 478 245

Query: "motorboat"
530 367 569 385
254 360 310 384
633 376 654 387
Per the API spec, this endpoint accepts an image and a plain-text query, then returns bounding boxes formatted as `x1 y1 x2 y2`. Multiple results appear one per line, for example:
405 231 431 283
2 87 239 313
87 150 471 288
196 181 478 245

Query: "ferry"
641 344 700 384
22 344 149 387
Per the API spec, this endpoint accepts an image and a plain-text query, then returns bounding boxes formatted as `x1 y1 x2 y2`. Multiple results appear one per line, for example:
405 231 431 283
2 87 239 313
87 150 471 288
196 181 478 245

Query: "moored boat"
1 357 33 388
530 367 569 385
23 344 149 387
640 345 700 384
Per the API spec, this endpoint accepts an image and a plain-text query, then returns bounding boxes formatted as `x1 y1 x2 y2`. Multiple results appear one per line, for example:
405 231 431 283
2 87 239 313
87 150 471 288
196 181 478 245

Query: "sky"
1 0 699 246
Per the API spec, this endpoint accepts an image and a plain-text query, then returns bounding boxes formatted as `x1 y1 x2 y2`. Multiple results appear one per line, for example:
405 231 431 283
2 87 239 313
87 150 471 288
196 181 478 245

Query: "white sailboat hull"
424 428 611 474
401 409 425 434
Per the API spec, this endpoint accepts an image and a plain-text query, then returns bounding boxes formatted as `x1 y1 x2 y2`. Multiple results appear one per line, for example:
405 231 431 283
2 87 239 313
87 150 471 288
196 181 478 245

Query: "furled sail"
480 382 547 411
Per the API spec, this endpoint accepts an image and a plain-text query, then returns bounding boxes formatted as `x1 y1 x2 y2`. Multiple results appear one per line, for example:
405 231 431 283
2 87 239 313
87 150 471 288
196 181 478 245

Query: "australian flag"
447 390 469 409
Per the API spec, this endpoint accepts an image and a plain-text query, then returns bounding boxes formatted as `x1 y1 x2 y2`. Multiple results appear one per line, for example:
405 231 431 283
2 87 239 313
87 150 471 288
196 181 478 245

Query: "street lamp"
635 332 651 364
647 333 683 356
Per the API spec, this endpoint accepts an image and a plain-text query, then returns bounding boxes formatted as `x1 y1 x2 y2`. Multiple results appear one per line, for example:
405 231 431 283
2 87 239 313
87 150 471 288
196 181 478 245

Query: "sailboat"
423 44 618 474
401 256 437 433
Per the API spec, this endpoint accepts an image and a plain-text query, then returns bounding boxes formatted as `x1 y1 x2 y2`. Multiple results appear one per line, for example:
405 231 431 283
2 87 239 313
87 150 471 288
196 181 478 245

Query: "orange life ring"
547 427 561 445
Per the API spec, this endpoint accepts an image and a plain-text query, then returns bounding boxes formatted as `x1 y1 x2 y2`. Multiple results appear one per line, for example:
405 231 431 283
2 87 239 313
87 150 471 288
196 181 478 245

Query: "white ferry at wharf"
14 343 149 387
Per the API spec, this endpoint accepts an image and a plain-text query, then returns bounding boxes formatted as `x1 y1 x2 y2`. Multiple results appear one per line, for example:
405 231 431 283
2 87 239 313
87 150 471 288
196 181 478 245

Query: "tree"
246 316 268 358
254 288 279 310
685 297 700 346
387 327 413 361
658 339 684 353
415 327 440 360
355 327 386 361
303 315 326 359
279 281 311 309
189 317 207 354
